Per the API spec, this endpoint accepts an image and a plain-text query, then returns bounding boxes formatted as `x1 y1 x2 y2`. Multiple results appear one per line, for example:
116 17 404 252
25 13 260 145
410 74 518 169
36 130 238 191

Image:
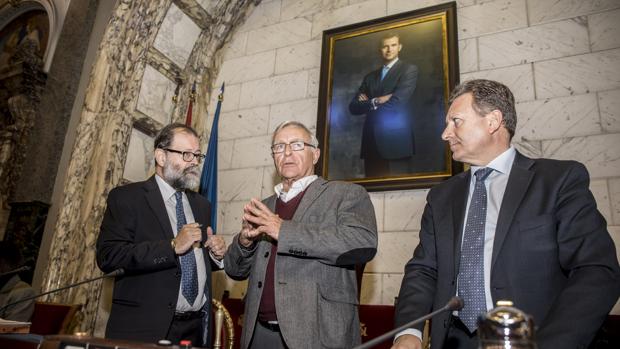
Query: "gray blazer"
225 178 378 349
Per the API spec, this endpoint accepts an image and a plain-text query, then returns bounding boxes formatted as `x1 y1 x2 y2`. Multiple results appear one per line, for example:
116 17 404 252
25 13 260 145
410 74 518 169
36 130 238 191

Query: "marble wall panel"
246 18 312 54
514 93 600 141
534 48 620 99
223 31 248 60
382 273 404 305
239 70 308 109
369 192 385 233
599 89 620 133
383 190 428 232
366 231 419 273
610 178 620 225
589 9 620 52
216 50 276 85
231 134 274 168
307 67 320 98
268 98 318 132
457 0 527 40
541 134 620 179
238 0 281 32
387 0 475 14
461 64 535 102
459 38 478 74
275 40 321 75
281 0 322 20
153 3 202 68
513 140 543 159
220 200 246 235
590 179 613 224
478 19 590 69
219 167 264 201
123 128 154 182
527 0 620 25
261 166 279 198
213 272 248 299
220 106 270 140
136 65 176 125
218 139 234 170
310 0 386 38
360 273 382 304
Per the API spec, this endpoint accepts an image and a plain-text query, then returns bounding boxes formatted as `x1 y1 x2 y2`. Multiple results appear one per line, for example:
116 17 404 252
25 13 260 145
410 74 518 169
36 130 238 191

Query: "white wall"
209 0 620 313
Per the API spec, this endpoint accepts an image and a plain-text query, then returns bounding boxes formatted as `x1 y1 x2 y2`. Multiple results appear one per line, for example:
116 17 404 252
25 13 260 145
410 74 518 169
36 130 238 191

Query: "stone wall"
209 0 620 314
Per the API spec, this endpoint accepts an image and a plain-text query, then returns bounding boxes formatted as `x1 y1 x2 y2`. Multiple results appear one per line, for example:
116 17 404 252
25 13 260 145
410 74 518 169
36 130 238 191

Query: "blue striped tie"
458 167 493 332
175 191 199 305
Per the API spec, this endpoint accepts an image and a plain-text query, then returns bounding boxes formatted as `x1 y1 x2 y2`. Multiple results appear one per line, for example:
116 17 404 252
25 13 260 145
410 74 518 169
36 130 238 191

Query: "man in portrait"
224 121 378 349
97 123 227 346
349 32 419 178
391 79 620 349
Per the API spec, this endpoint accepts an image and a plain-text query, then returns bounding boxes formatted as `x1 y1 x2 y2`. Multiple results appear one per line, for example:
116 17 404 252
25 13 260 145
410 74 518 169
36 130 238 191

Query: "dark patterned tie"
458 167 493 332
175 191 199 305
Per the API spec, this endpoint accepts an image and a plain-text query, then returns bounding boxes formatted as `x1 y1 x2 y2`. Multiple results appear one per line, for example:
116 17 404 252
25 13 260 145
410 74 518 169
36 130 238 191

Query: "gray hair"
448 79 517 139
272 121 319 148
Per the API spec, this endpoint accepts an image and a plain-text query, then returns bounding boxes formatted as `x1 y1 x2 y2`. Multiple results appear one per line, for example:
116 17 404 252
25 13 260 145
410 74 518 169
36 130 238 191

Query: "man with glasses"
225 121 378 349
97 123 226 346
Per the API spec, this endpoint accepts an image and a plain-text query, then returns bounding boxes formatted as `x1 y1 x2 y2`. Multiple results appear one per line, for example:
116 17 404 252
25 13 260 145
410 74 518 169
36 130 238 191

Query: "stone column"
40 0 261 333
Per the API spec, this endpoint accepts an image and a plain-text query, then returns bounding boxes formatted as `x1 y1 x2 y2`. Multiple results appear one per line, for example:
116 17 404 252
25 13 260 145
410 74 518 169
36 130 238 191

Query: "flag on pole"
199 83 224 233
185 81 196 126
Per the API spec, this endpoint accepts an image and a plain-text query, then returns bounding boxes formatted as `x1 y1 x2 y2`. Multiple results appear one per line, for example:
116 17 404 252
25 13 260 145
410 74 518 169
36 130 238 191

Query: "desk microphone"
353 296 464 349
0 269 124 313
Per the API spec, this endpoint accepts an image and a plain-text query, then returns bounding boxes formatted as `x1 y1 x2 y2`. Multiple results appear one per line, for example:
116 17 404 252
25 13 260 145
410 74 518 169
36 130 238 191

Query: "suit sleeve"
349 75 374 115
376 64 418 113
394 199 438 331
277 184 377 265
96 188 177 274
223 235 258 280
536 162 620 348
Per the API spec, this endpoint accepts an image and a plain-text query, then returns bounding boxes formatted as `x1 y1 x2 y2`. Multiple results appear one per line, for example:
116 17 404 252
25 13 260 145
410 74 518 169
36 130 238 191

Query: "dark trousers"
249 321 288 349
443 316 479 349
166 313 204 346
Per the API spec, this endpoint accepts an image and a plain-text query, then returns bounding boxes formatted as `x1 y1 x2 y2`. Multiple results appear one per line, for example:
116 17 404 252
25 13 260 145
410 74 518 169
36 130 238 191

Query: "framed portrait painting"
316 2 461 191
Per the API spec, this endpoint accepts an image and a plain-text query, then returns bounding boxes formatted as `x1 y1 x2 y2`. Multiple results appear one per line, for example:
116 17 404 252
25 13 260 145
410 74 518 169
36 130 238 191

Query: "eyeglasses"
162 148 206 162
271 141 316 154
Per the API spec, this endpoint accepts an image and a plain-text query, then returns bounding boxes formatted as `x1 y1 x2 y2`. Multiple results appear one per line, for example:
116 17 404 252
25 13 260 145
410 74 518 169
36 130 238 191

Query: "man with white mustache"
97 123 226 347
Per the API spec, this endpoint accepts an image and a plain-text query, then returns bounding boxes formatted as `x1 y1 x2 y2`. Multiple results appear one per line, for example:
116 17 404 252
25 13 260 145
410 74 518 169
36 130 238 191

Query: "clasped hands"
357 93 392 105
239 198 282 247
174 223 226 260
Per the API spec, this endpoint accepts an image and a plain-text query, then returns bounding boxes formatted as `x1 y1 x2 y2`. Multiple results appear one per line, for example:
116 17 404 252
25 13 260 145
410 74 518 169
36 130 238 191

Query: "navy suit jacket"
395 152 620 348
97 176 217 346
349 59 418 160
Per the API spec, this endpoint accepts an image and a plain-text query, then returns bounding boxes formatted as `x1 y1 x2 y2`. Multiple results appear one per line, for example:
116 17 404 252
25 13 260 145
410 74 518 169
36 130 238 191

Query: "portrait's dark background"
327 18 448 180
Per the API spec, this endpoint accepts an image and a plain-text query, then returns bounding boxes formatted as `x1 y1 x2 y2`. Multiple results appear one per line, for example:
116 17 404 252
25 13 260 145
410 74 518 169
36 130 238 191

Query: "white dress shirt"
396 147 516 342
155 174 222 312
274 175 318 202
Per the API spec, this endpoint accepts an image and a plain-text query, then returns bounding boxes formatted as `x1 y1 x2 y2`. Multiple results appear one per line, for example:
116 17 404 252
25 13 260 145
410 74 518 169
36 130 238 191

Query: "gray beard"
163 164 201 190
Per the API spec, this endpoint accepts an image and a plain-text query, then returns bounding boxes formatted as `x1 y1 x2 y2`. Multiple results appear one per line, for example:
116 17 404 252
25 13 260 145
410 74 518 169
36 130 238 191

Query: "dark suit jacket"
395 152 620 349
349 59 418 160
96 176 216 346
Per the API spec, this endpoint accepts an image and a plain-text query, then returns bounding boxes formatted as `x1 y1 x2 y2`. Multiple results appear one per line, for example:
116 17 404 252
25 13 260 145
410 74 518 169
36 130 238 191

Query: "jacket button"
264 251 269 258
258 281 263 288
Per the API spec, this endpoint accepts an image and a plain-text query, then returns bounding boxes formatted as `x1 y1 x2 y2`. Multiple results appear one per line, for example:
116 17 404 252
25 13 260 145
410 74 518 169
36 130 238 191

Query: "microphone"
0 265 31 277
353 296 464 349
0 269 124 313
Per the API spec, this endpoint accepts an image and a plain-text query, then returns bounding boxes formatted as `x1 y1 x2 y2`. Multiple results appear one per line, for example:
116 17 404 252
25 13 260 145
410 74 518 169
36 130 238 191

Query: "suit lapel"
451 171 470 274
144 176 175 240
292 177 328 221
491 152 534 268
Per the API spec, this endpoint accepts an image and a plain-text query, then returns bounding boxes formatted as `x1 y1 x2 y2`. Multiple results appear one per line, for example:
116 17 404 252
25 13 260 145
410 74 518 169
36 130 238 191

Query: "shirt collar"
155 174 178 202
470 146 516 177
384 57 399 69
274 175 318 202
